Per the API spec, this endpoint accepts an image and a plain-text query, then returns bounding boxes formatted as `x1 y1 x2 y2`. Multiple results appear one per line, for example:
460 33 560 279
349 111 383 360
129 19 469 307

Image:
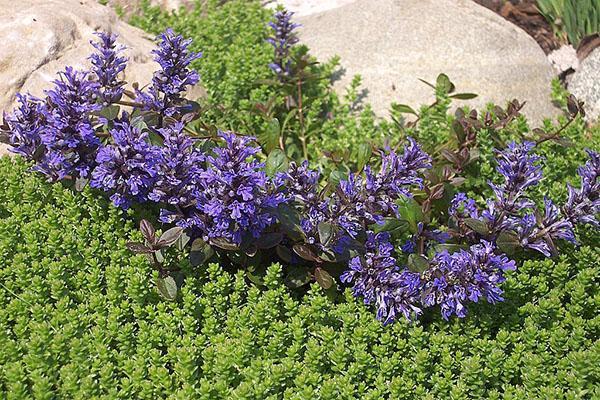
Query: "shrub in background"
536 0 599 47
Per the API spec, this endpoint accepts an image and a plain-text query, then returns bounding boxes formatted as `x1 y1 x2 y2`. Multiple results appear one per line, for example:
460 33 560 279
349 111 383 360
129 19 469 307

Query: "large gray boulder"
568 48 600 122
0 0 158 115
0 0 203 157
293 0 560 123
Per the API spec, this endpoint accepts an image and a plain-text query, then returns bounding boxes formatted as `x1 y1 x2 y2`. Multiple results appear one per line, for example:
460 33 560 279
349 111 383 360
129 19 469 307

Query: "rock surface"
265 0 357 17
0 0 199 116
568 48 600 122
294 0 560 123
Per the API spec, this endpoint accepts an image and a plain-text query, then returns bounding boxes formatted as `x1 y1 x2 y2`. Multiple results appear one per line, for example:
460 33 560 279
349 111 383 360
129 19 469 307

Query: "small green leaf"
189 238 214 266
265 149 289 177
464 218 489 235
450 93 478 100
392 103 418 116
436 73 455 93
256 232 283 249
407 254 430 273
176 231 190 251
497 231 521 255
260 118 280 153
98 104 120 120
284 266 311 288
315 267 334 289
317 222 335 246
328 169 347 188
397 196 424 234
355 143 372 172
371 218 409 234
156 275 178 301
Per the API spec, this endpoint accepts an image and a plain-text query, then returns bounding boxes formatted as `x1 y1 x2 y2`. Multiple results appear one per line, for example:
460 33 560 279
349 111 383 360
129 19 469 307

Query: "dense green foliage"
1 1 599 398
0 157 599 399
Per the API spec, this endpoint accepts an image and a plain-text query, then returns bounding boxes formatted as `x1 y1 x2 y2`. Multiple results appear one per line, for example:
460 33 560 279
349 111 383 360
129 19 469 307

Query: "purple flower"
422 240 516 320
363 138 431 223
89 32 127 105
509 199 576 257
148 122 205 207
190 131 286 244
4 94 46 159
137 28 202 117
490 141 543 214
90 120 159 209
267 10 300 79
449 192 479 219
564 150 600 227
401 222 450 255
341 231 422 324
35 67 101 180
285 161 328 244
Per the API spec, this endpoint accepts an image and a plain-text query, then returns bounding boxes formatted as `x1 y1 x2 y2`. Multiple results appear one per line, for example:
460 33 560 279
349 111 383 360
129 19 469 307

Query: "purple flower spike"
89 32 127 105
90 119 159 209
267 10 300 79
137 28 202 117
4 94 46 160
192 131 286 244
35 67 101 180
422 240 516 320
341 231 422 324
149 122 205 207
564 150 600 227
490 141 543 213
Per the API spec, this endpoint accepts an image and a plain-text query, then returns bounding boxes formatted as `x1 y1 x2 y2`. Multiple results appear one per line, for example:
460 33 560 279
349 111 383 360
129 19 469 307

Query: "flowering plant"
2 27 598 324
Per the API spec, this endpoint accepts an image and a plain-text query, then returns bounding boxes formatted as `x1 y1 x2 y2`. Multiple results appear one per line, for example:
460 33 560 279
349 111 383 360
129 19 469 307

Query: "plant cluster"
0 157 599 398
536 0 599 47
2 26 599 326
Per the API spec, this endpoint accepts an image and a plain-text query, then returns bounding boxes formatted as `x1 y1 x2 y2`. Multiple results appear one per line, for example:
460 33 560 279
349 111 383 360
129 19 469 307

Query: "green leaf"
436 73 455 93
284 266 312 288
189 238 214 267
265 149 289 177
157 227 184 247
176 231 191 251
156 275 178 301
328 169 347 188
276 245 293 263
392 103 418 116
317 222 335 246
371 217 409 234
355 142 372 172
98 104 120 120
256 232 284 249
464 218 490 235
407 254 430 273
450 93 478 100
315 267 334 289
259 118 280 153
497 230 521 255
452 119 466 143
276 204 303 240
397 196 424 234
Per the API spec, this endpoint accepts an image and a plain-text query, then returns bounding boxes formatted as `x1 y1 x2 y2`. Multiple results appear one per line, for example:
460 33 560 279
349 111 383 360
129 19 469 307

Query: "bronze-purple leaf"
156 226 184 247
126 241 153 254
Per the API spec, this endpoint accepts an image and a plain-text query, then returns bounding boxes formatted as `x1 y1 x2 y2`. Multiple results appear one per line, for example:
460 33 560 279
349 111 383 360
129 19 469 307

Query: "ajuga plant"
2 26 599 325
